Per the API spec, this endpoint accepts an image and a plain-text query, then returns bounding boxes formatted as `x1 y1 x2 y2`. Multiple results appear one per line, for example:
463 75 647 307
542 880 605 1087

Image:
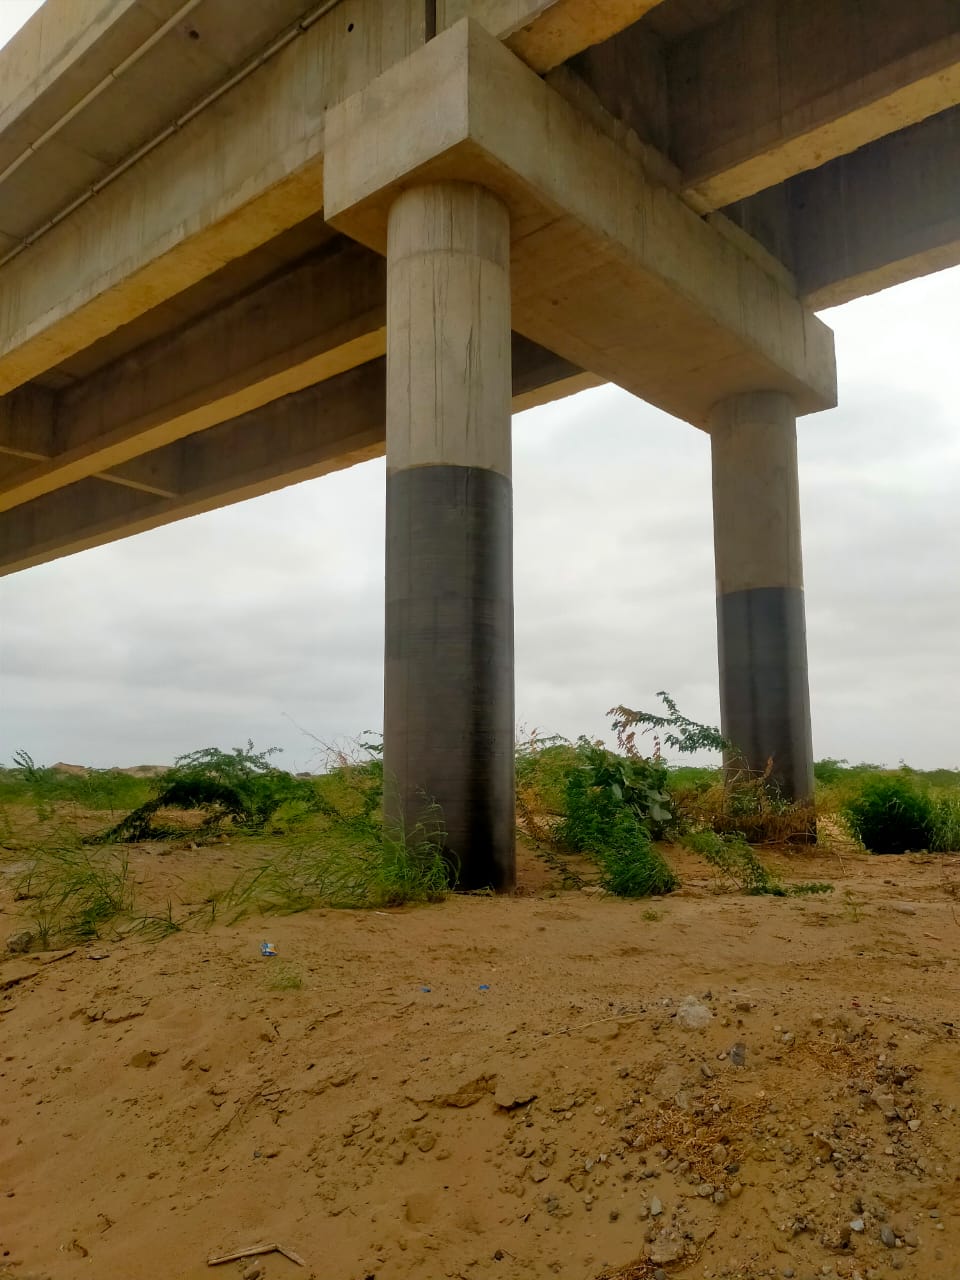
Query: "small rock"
647 1234 685 1265
871 1092 898 1120
676 996 712 1030
729 1042 747 1067
494 1075 538 1110
880 1224 897 1248
242 1267 263 1280
729 1181 743 1199
696 1183 714 1198
850 1218 865 1233
649 1196 663 1217
908 1119 922 1132
129 1050 162 1069
711 1143 727 1164
5 930 33 955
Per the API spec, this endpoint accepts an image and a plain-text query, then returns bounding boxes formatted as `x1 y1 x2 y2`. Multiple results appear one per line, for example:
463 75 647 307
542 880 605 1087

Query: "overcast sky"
0 3 958 772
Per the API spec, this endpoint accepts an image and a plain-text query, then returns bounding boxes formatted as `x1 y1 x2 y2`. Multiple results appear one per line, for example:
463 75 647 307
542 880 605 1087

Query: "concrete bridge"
1 0 957 888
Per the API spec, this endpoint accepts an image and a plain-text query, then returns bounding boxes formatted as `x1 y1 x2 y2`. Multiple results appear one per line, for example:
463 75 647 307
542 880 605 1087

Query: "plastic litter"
260 942 278 957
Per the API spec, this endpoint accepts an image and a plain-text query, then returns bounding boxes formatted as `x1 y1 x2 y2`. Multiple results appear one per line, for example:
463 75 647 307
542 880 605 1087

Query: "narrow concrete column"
384 182 515 891
710 391 814 805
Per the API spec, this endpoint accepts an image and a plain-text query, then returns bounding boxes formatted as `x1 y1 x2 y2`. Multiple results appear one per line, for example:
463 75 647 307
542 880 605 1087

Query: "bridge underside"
1 0 957 884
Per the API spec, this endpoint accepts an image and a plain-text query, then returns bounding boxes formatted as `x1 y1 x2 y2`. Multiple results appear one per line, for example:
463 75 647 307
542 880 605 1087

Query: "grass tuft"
266 963 304 991
16 840 132 946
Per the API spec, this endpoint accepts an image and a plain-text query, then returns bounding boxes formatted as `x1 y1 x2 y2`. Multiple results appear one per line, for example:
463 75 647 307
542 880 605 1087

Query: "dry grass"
795 1031 877 1089
596 1089 765 1280
595 1258 662 1279
629 1096 764 1191
675 776 817 845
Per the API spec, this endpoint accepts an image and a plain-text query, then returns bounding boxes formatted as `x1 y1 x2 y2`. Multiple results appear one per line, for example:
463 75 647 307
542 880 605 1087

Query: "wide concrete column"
710 391 814 805
384 182 515 891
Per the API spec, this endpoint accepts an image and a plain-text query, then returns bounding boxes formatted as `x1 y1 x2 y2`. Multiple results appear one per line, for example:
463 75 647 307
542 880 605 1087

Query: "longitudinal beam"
439 0 666 71
792 106 960 309
0 0 424 394
0 0 664 396
669 0 960 210
0 241 386 512
0 337 588 576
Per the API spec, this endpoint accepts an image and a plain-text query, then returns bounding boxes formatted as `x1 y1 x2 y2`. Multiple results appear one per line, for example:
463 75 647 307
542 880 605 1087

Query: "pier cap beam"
325 18 836 431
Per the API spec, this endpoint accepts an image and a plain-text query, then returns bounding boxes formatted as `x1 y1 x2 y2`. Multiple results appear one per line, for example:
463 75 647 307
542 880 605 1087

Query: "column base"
717 585 815 808
384 463 516 892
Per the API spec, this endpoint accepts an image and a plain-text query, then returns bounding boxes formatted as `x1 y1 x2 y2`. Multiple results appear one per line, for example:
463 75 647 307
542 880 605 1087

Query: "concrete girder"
0 0 670 396
325 18 836 428
0 240 387 512
792 106 960 310
0 386 55 460
719 105 960 309
0 0 425 394
0 0 663 169
0 0 337 250
0 363 388 575
439 0 667 72
0 337 589 576
669 0 960 210
0 1 189 145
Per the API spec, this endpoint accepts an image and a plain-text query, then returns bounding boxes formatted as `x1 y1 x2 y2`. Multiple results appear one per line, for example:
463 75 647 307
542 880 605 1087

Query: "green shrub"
686 829 785 894
841 775 936 855
92 743 317 843
558 754 677 897
608 692 728 757
563 740 675 840
929 794 960 853
594 814 679 898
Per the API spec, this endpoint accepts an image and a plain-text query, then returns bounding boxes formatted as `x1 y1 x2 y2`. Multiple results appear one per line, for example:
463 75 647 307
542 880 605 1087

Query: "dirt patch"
0 838 958 1280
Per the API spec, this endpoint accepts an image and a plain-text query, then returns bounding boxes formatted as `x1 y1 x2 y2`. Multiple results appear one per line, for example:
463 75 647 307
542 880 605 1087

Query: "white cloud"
0 1 44 50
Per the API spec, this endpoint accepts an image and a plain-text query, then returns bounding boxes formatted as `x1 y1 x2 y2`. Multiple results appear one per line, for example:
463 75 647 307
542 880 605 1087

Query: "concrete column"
384 182 515 891
710 391 814 805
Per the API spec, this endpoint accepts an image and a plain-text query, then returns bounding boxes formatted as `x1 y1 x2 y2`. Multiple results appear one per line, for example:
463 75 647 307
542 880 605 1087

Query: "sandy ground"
1 835 959 1280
